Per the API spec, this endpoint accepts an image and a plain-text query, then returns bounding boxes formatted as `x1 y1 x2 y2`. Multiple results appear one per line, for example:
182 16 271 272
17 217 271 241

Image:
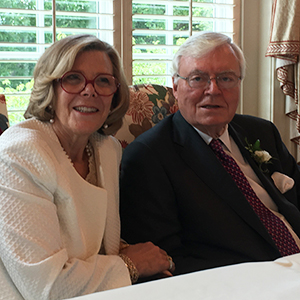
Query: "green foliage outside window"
132 2 213 85
0 0 98 125
1 0 229 124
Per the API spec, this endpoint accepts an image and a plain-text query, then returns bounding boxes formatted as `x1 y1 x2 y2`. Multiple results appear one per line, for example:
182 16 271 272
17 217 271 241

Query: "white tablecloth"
69 254 300 300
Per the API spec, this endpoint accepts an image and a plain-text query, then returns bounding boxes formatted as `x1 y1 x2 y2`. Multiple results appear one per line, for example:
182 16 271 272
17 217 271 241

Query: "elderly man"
120 32 300 277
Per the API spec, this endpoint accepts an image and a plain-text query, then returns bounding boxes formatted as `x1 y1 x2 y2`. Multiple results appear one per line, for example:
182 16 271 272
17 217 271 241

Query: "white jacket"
0 119 131 300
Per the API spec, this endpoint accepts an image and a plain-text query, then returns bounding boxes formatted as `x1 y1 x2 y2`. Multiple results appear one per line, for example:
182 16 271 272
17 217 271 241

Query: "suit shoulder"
232 114 275 130
232 114 272 124
122 114 175 159
132 114 174 144
230 114 282 147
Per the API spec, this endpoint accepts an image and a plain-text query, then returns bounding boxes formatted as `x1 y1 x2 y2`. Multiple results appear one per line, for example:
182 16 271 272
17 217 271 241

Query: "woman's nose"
81 82 97 97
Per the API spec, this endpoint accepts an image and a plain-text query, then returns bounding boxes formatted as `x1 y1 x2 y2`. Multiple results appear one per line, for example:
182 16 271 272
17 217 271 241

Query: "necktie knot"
210 138 222 149
209 139 227 161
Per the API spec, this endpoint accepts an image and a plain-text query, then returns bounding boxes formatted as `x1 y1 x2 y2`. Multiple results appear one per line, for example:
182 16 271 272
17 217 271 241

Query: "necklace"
62 142 93 165
85 142 92 158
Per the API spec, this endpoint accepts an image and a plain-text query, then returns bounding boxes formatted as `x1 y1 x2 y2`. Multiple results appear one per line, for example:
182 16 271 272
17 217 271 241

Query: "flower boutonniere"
245 138 273 173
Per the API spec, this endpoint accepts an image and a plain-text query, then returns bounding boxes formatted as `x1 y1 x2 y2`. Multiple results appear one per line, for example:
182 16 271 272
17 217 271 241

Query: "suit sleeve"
120 141 180 246
120 140 219 276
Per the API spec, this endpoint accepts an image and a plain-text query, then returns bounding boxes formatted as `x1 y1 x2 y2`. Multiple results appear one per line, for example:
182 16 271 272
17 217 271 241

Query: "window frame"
0 0 240 124
128 0 240 86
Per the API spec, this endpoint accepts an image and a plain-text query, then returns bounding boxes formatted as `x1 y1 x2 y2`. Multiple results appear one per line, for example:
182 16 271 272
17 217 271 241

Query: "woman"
0 34 174 300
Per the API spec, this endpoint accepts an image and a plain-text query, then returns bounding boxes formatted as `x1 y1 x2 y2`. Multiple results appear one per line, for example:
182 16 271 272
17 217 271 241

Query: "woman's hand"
119 241 175 279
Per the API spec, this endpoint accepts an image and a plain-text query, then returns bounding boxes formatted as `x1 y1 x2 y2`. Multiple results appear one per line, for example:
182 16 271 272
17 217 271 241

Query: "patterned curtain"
266 0 300 147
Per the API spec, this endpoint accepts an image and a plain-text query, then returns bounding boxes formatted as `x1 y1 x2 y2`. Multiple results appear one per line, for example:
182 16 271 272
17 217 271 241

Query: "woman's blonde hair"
25 34 129 135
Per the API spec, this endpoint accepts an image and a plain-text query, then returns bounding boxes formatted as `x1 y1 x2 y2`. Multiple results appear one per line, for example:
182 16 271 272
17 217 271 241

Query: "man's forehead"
178 51 240 75
179 44 238 63
179 66 239 77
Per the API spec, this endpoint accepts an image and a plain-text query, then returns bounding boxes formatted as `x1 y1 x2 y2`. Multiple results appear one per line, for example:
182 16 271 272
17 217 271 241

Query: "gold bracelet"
119 241 130 251
119 254 139 284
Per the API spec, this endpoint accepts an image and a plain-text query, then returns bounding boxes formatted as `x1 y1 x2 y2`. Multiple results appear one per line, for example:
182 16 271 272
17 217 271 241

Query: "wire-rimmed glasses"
58 71 120 96
176 72 241 90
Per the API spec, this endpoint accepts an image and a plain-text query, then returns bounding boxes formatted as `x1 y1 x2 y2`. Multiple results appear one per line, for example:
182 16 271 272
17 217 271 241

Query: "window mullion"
130 0 239 86
115 0 132 85
1 0 115 125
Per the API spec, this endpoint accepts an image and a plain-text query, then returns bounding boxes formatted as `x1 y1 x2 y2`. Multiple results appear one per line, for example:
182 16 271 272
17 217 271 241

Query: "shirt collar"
193 125 232 152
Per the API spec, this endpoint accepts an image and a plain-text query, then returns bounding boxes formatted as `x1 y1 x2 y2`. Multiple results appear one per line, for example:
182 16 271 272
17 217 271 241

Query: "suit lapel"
229 122 300 236
172 112 277 247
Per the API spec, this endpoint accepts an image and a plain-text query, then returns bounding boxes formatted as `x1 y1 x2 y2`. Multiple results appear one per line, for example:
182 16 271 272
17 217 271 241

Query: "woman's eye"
66 74 81 81
96 76 112 86
99 77 109 83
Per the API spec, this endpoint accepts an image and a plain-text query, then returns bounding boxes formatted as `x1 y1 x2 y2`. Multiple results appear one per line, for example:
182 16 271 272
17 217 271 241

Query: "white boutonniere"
245 138 273 173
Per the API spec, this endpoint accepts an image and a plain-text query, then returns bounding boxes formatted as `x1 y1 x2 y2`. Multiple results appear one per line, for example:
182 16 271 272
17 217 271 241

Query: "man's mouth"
202 105 220 109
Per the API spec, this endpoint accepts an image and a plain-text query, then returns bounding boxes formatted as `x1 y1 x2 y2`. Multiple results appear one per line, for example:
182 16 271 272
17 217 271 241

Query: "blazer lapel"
172 112 278 247
229 122 300 237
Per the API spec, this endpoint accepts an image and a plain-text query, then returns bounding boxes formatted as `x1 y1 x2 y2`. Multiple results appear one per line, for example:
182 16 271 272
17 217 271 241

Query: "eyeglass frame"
58 71 120 96
176 71 242 90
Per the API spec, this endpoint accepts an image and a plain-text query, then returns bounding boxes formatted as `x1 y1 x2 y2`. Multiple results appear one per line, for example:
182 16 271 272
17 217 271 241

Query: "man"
120 32 300 277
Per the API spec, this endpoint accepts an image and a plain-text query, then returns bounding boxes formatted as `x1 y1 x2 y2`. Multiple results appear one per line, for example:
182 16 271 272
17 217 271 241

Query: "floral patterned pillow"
114 84 178 149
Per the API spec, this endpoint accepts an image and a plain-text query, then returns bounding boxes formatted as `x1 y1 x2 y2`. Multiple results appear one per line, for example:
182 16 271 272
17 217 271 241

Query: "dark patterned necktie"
209 138 299 256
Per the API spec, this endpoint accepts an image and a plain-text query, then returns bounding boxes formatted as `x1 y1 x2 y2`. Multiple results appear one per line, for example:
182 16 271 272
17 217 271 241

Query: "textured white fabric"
0 119 131 300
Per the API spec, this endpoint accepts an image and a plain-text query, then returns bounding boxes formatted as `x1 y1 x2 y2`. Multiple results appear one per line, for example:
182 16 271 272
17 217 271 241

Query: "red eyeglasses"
58 71 120 96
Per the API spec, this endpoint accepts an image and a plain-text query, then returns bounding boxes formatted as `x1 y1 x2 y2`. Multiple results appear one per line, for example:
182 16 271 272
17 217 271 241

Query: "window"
131 0 239 87
0 0 115 125
0 0 239 125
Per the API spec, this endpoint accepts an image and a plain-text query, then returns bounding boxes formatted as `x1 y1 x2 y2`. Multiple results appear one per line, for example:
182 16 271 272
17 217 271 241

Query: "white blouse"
0 118 131 300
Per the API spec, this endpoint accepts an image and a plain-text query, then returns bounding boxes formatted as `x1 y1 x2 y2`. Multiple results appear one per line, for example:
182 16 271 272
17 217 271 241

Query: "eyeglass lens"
60 72 118 96
186 72 240 89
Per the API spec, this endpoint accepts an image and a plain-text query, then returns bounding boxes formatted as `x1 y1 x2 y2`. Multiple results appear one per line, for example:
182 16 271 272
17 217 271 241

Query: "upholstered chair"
0 94 9 135
114 84 178 148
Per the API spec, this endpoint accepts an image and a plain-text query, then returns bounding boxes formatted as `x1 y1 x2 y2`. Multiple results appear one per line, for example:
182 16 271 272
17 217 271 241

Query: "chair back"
0 94 9 135
114 84 178 148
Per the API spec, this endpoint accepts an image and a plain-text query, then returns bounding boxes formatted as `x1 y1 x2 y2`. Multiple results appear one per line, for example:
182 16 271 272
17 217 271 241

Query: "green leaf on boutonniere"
252 139 261 152
245 138 273 173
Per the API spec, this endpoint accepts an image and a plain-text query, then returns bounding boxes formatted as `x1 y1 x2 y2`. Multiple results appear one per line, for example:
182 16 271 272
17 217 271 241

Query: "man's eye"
190 75 206 82
219 75 235 82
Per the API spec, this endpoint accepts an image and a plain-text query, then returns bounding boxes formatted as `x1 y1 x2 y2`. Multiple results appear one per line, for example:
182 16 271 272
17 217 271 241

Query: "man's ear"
172 77 178 97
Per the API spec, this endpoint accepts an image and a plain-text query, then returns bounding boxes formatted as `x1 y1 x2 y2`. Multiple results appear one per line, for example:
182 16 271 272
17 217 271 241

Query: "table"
69 253 300 300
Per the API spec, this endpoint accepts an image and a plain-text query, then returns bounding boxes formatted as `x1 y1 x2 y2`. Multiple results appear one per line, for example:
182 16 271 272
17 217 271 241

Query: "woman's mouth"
74 106 98 113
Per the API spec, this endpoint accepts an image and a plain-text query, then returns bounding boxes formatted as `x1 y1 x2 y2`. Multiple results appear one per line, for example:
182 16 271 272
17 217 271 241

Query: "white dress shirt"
194 126 300 249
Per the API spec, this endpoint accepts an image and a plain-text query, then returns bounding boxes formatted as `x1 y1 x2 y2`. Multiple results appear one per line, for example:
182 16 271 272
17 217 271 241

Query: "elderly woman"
0 34 174 300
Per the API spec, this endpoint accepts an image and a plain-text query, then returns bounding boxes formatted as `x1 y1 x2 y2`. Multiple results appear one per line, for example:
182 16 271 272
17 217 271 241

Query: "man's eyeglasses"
58 71 120 96
176 72 241 90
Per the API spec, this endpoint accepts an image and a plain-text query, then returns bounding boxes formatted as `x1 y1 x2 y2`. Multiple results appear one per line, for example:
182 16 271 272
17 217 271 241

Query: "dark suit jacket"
120 111 300 276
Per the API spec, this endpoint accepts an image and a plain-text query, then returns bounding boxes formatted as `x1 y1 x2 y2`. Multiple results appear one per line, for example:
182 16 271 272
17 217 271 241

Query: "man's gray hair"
172 31 246 83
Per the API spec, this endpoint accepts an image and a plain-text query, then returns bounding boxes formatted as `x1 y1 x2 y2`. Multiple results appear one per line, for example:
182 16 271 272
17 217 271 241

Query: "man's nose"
205 77 221 93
